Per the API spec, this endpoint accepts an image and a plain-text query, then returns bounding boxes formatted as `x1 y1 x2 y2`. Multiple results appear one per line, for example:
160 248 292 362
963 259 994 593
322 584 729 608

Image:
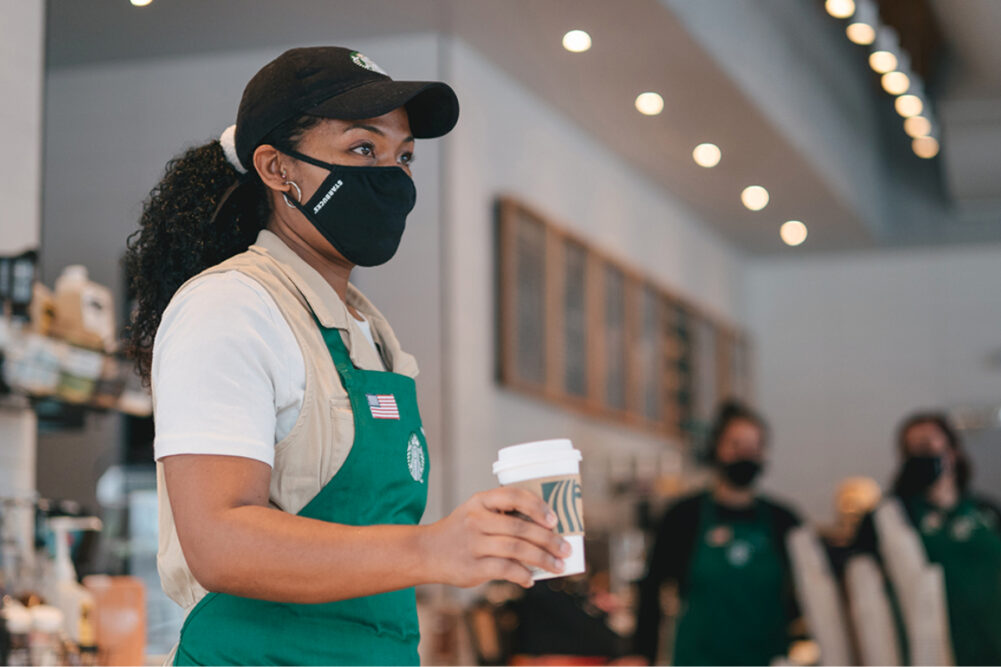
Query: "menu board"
497 196 751 439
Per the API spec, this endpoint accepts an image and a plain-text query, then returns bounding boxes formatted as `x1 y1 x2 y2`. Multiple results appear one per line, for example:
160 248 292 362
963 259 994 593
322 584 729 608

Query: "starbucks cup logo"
541 478 584 535
493 439 586 580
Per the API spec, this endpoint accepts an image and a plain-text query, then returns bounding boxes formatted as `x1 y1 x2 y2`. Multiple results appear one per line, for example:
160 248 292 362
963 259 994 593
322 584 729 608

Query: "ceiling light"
825 0 855 19
882 71 910 95
562 30 592 53
869 51 898 74
692 143 721 168
869 26 900 74
635 92 664 116
904 115 932 138
846 0 878 44
846 22 876 45
741 186 769 212
781 220 808 247
895 94 923 118
912 135 939 159
130 0 153 5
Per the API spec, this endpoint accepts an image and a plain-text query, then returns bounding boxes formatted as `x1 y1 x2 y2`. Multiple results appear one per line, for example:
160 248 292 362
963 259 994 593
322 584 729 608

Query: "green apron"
672 494 789 666
175 321 430 666
907 495 1001 666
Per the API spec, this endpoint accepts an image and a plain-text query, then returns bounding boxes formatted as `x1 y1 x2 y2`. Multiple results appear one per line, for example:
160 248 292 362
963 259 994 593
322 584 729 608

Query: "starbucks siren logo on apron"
407 433 425 482
727 540 753 567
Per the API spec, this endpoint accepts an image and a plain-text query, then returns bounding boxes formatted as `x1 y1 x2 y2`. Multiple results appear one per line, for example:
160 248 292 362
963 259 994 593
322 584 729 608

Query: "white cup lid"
492 438 581 476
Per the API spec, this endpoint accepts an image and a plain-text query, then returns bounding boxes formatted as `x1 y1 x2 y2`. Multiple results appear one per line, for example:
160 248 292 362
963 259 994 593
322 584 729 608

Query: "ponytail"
125 114 323 384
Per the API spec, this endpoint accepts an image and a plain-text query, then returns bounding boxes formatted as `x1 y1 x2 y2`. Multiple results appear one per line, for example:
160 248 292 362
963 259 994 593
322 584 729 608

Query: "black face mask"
899 455 945 493
283 149 416 267
719 459 763 488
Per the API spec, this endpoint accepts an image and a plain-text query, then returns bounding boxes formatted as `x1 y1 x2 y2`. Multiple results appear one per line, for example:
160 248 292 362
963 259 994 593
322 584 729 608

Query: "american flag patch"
366 394 399 420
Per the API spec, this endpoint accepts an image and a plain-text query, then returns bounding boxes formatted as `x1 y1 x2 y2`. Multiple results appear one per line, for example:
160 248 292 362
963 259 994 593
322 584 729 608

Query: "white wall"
746 245 1001 522
442 38 745 520
41 35 447 515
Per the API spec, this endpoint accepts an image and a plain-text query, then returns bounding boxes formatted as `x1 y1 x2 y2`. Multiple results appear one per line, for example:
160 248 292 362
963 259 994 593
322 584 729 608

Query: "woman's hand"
421 487 572 588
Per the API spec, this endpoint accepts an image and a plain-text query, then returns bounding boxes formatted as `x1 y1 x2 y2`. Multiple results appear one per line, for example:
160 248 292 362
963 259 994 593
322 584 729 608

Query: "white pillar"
1 0 45 575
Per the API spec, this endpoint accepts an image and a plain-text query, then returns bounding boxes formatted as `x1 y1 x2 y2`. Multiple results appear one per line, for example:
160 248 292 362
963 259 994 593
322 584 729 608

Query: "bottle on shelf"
2 598 33 666
51 265 115 353
43 517 102 648
29 604 65 666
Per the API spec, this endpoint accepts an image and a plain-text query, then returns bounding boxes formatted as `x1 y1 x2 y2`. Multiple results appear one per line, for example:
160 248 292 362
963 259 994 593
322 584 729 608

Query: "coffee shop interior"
3 0 1001 665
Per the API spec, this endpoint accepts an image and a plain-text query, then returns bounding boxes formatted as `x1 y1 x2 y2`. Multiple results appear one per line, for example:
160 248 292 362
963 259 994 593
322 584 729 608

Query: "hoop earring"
282 181 302 209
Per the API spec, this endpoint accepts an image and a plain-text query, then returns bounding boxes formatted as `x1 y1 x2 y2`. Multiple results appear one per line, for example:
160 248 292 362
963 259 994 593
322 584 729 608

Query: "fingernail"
546 511 558 526
560 541 572 556
553 559 565 571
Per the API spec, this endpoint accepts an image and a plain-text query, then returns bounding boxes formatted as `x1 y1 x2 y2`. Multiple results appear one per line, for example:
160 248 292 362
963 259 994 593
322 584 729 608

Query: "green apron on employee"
908 496 1001 666
174 320 430 666
672 494 789 666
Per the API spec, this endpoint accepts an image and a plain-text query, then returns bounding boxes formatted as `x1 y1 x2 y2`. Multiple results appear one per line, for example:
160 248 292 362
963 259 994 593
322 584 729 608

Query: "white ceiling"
929 0 1001 214
44 0 1001 253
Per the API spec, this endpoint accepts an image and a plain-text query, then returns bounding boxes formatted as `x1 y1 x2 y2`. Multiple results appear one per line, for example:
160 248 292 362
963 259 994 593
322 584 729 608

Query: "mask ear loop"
282 180 302 209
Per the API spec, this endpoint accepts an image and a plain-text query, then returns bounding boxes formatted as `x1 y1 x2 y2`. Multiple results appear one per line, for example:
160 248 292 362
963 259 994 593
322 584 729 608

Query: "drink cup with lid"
492 439 586 580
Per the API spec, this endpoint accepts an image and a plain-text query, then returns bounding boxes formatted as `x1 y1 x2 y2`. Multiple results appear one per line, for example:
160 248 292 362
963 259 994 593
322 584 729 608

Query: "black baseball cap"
235 46 459 168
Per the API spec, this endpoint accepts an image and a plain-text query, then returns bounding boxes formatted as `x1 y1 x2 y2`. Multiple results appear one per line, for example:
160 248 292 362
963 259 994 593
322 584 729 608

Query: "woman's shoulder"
661 491 706 522
757 493 803 525
153 271 301 377
967 493 1001 525
160 271 286 336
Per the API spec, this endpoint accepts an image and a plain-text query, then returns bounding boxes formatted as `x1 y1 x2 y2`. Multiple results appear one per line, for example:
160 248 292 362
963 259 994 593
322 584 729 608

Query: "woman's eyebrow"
344 123 414 143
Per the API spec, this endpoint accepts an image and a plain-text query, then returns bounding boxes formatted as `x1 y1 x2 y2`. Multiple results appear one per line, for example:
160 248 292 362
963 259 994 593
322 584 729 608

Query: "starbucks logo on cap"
350 51 388 76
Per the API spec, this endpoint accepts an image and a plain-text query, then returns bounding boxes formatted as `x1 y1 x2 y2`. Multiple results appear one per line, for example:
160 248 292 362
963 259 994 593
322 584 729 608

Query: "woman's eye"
351 143 375 158
399 152 415 166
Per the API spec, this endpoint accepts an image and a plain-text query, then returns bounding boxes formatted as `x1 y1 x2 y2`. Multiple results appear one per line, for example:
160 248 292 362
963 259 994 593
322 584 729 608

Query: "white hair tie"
219 124 247 174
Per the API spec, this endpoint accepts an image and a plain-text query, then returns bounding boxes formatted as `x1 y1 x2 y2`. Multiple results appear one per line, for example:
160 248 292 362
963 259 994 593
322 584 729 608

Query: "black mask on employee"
719 459 763 488
283 149 416 267
898 455 945 493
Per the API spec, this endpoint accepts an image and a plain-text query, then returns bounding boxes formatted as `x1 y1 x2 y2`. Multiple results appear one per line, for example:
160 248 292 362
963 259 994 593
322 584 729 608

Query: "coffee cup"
492 439 586 580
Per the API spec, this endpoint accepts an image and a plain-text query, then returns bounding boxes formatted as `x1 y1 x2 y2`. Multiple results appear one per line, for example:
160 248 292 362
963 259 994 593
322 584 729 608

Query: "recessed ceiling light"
635 92 664 116
130 0 153 6
895 94 923 118
881 71 910 95
692 143 722 168
781 220 808 246
741 186 769 212
825 0 855 19
904 116 932 138
912 135 939 159
846 22 876 45
562 30 592 53
846 0 877 44
869 50 898 74
869 26 900 74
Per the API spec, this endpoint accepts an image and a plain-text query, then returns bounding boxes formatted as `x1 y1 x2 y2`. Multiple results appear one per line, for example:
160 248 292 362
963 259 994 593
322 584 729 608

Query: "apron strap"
314 317 357 378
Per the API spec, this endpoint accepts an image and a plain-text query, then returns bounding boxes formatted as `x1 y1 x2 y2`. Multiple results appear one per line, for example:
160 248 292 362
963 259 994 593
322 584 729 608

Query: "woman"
125 46 569 666
634 401 802 666
852 412 1001 665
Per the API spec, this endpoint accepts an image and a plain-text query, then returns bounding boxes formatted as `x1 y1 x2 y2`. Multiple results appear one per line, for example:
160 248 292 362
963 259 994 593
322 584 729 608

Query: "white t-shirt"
151 271 381 467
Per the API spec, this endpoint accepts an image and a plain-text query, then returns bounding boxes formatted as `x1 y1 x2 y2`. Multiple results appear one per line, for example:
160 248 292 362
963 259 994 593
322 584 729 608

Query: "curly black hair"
124 114 323 385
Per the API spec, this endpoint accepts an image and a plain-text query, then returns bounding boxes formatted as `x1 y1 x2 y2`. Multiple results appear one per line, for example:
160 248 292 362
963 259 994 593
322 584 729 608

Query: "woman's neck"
267 220 355 313
926 472 960 510
713 478 755 508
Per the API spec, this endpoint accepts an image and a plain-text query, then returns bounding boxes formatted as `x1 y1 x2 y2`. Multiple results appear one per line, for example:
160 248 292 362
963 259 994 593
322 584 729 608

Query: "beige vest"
154 230 418 613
